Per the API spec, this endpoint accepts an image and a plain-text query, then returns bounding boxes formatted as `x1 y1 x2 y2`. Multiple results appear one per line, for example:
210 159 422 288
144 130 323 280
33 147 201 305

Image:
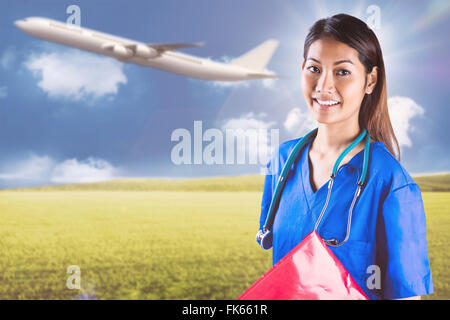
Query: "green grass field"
8 173 450 192
0 174 448 300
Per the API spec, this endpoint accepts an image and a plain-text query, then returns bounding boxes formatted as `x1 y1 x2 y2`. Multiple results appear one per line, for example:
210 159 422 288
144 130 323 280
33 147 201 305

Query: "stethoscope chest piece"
256 229 273 250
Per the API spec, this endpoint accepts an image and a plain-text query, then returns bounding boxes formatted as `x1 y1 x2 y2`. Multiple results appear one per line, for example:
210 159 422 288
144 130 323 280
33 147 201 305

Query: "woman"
258 14 433 300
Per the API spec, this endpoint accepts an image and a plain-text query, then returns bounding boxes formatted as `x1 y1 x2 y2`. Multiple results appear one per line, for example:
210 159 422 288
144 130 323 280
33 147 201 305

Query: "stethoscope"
256 127 371 250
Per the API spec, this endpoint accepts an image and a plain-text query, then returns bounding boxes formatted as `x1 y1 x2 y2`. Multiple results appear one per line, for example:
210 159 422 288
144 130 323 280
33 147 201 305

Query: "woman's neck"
311 121 363 156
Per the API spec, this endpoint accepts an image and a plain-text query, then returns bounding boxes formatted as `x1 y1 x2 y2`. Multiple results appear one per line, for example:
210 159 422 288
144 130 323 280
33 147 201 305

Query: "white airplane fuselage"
15 17 278 81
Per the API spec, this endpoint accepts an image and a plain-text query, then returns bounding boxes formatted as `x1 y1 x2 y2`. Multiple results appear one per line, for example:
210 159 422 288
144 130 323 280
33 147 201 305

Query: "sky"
0 0 449 188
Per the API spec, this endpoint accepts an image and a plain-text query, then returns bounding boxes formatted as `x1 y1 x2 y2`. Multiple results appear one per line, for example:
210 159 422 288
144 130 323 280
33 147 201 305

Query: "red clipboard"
238 230 369 300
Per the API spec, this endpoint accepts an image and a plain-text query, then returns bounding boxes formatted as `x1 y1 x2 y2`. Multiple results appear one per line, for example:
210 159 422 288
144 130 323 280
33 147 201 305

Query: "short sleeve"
378 183 434 299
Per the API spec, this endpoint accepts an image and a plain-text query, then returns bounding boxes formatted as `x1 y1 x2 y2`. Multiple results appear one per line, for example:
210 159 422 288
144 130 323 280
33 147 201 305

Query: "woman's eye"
307 66 320 73
337 69 350 76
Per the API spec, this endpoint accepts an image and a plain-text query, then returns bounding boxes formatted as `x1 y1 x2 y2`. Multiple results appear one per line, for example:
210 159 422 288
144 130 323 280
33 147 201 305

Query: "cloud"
261 77 277 89
220 112 278 165
51 158 116 183
283 107 316 137
210 79 251 89
24 49 127 101
209 75 278 89
0 154 54 180
216 55 234 64
0 86 7 99
387 96 425 147
221 112 276 131
0 46 16 69
0 154 117 184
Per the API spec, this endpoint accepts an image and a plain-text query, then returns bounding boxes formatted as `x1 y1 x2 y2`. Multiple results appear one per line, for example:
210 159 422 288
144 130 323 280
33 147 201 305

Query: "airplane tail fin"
231 39 279 72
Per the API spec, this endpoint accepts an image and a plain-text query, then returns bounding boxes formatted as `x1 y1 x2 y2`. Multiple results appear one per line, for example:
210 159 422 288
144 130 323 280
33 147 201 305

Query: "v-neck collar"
300 138 373 211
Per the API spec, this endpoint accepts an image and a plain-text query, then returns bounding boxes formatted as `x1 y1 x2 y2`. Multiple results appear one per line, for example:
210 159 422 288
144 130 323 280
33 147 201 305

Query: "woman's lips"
313 98 341 110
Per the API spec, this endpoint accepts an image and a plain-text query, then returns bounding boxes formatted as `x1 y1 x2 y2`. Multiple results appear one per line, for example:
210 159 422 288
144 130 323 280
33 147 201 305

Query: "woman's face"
301 37 375 126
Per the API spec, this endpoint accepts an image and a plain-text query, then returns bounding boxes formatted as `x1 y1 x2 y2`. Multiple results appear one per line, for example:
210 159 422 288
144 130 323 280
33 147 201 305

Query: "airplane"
14 17 280 82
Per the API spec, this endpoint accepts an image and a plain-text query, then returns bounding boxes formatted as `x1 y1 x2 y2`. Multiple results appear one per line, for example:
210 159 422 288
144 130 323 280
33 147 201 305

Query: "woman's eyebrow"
306 58 354 65
334 59 354 65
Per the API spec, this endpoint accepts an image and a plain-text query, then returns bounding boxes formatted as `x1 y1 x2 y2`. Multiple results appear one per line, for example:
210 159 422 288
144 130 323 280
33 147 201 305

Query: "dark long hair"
303 13 400 161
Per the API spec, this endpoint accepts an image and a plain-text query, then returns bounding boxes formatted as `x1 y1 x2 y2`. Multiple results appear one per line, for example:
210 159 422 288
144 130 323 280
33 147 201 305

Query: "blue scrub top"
259 137 434 300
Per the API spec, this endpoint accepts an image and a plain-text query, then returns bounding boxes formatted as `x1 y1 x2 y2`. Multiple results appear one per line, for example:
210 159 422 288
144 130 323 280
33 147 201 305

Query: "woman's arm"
380 184 433 299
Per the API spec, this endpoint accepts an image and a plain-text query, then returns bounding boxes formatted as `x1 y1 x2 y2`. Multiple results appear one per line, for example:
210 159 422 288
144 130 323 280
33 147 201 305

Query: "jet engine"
133 45 159 59
111 45 133 59
102 43 159 60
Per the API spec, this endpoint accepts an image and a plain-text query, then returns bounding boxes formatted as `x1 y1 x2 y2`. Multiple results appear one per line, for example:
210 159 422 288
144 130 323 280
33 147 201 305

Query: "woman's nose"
315 71 335 93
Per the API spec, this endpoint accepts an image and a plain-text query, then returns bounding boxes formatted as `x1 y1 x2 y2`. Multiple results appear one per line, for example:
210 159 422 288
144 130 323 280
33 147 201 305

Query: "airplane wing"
145 42 204 52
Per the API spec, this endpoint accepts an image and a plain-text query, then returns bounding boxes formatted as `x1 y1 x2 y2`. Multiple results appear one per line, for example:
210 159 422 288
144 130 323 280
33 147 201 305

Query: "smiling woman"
301 14 399 163
253 13 434 300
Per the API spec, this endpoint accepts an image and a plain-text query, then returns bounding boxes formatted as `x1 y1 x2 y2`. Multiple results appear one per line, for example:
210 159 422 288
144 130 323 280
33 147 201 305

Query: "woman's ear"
365 66 378 94
302 60 305 70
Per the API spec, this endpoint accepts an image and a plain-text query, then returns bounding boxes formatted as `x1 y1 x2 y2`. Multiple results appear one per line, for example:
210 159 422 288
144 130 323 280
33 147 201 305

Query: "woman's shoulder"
266 137 303 176
277 137 302 159
369 141 417 191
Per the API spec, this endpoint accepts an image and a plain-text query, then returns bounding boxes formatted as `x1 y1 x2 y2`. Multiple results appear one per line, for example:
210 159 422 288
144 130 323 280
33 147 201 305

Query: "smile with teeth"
314 99 340 106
